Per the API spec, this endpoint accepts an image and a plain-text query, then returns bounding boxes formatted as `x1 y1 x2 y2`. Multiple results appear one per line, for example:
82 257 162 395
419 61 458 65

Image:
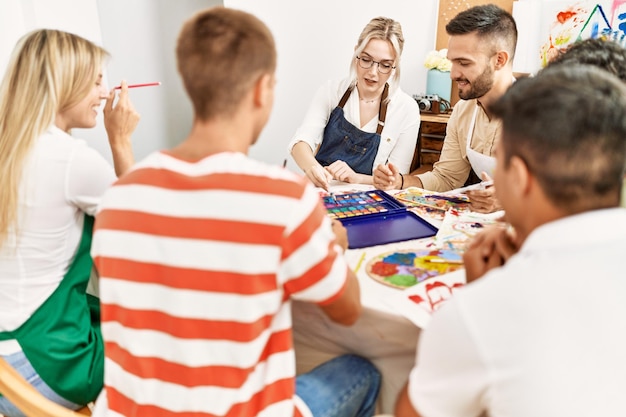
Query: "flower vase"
426 69 452 104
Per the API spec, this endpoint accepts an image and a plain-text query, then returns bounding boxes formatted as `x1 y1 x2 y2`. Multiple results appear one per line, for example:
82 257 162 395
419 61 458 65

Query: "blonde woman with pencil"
0 29 139 416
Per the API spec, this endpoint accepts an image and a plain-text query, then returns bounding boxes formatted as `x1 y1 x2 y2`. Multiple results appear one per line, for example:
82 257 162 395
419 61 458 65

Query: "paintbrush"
113 82 161 90
424 258 464 265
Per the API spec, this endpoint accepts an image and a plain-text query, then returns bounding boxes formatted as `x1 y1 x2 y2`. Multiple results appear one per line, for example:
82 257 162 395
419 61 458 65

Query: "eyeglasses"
356 56 396 74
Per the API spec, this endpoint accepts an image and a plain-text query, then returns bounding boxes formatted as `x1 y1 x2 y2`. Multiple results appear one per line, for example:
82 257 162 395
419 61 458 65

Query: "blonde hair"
349 16 405 100
0 29 108 246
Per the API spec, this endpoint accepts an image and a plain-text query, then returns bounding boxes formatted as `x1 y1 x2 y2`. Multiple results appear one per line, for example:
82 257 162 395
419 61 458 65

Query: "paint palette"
323 191 398 220
366 249 464 289
323 190 438 249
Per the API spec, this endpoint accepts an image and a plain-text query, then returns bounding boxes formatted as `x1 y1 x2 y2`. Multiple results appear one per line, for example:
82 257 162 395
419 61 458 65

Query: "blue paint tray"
323 190 438 249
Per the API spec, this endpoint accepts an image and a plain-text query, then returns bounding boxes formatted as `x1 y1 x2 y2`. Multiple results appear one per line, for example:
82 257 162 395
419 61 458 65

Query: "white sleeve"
407 300 489 417
65 144 117 216
385 96 420 174
287 80 341 153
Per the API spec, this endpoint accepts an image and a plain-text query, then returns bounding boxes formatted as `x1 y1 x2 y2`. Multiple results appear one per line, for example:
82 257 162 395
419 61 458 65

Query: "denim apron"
315 83 389 175
0 215 103 404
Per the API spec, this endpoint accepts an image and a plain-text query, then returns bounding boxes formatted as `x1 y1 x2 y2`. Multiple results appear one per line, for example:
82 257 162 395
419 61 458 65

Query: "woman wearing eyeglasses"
288 16 420 189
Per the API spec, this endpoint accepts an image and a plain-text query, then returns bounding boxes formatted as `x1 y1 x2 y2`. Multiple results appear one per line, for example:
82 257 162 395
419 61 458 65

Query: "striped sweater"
91 151 349 417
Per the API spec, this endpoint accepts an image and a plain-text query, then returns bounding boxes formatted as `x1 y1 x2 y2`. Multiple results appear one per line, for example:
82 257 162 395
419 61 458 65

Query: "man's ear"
252 73 274 107
494 50 510 70
509 155 531 197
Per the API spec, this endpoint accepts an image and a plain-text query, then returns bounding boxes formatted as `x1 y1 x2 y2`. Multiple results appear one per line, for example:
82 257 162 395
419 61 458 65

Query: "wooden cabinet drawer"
410 113 450 172
421 135 444 152
420 150 441 165
420 121 447 135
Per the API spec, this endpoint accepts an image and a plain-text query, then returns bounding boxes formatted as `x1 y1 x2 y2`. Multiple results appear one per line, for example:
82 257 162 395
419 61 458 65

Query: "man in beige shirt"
373 4 517 213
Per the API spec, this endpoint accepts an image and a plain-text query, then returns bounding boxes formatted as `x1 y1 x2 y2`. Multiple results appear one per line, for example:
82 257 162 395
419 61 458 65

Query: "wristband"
399 173 404 189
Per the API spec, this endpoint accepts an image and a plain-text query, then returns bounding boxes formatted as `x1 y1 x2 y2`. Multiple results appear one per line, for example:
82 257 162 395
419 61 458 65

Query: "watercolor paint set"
322 190 438 249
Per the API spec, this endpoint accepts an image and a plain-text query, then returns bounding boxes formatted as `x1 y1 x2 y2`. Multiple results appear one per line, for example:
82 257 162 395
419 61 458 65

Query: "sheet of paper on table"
387 269 466 329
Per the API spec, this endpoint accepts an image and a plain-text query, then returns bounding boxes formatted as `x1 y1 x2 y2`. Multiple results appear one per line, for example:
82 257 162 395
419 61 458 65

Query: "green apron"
0 215 103 404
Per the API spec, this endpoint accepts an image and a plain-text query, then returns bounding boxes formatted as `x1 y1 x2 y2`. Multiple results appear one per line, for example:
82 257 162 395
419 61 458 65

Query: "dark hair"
176 6 276 120
547 38 626 83
490 65 626 211
446 4 517 59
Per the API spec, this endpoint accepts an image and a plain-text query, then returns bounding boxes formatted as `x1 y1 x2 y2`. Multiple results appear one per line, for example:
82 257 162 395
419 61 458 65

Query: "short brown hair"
176 7 276 120
446 4 517 60
491 65 626 211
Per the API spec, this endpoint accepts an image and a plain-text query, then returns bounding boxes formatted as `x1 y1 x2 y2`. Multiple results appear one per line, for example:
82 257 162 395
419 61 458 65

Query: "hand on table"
305 163 333 191
331 219 349 252
373 163 401 190
463 224 520 283
326 160 360 183
467 173 501 213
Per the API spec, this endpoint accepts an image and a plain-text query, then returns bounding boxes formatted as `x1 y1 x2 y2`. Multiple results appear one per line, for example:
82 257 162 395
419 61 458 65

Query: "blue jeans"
0 351 82 417
296 354 381 417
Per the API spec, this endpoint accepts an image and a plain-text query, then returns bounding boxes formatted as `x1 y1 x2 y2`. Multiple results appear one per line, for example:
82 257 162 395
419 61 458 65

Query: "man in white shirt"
395 64 626 417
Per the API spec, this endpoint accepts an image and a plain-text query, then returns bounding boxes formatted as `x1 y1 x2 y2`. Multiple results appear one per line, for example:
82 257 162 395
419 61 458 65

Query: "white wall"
6 1 608 169
1 0 436 169
96 0 222 153
0 0 103 74
0 0 218 166
91 0 221 161
225 0 438 169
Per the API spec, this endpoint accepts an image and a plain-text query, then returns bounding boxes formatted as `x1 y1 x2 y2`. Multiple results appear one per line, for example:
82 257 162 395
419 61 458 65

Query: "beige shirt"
417 99 501 191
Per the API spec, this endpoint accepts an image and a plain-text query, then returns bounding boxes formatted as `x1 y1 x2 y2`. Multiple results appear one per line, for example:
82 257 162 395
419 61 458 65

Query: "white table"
292 184 444 413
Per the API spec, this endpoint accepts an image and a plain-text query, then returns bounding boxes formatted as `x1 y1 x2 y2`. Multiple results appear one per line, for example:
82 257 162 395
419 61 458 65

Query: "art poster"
540 1 614 66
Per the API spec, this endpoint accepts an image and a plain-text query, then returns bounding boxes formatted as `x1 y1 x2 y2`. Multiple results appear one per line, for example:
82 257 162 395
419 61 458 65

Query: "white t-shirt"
408 208 626 417
0 126 116 354
288 78 420 174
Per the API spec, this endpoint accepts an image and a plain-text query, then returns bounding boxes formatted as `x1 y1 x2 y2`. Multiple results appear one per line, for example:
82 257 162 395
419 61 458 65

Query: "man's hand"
373 163 401 190
467 173 501 213
463 224 519 283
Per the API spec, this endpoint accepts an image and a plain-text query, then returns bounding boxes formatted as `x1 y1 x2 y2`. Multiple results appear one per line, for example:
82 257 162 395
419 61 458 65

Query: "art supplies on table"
435 209 504 252
392 187 471 221
395 186 471 211
322 190 438 249
365 248 464 289
389 269 466 328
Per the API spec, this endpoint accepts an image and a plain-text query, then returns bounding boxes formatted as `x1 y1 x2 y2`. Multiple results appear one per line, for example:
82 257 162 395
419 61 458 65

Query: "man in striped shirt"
91 6 380 417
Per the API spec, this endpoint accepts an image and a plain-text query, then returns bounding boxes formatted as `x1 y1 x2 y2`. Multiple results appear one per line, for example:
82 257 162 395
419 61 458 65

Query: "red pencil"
114 82 161 90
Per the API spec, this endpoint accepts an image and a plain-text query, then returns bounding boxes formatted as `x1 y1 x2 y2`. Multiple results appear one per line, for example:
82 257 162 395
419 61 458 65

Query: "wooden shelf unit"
410 112 450 172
